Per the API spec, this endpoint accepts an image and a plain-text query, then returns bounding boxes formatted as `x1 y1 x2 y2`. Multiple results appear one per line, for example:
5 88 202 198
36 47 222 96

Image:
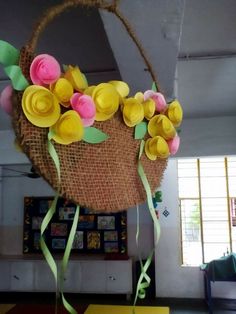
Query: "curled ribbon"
133 140 161 312
40 131 78 314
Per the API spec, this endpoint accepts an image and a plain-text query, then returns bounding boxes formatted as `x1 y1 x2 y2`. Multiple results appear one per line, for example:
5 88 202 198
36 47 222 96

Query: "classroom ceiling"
0 0 236 131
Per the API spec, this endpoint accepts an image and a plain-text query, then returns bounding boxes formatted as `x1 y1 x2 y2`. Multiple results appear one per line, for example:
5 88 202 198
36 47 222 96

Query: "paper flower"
22 85 60 127
30 54 61 85
148 114 176 140
50 78 74 107
167 100 183 126
123 97 144 127
50 110 84 145
109 80 130 98
134 92 155 120
64 65 88 91
144 90 167 113
145 136 170 160
167 135 180 155
0 85 13 115
92 83 120 121
70 93 96 127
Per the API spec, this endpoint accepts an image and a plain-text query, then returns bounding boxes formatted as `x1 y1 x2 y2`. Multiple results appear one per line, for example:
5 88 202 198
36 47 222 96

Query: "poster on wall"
23 196 127 255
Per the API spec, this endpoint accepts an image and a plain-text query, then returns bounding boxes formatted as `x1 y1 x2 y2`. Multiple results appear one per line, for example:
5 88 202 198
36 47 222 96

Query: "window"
178 157 236 266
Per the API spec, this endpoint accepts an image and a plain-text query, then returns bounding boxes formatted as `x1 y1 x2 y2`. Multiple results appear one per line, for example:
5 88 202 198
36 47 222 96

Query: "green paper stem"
0 40 19 66
83 127 109 144
4 65 29 91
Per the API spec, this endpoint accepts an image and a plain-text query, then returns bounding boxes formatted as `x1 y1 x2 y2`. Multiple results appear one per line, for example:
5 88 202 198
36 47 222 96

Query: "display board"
23 196 127 255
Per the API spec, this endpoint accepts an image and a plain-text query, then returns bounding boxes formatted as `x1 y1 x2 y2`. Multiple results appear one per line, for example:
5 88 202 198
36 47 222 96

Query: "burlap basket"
12 0 168 213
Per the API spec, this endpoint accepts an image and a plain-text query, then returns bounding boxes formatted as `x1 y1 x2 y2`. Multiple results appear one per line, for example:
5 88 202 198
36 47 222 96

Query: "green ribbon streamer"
60 205 80 314
133 139 161 312
138 140 161 246
4 65 29 91
0 40 19 66
44 132 78 314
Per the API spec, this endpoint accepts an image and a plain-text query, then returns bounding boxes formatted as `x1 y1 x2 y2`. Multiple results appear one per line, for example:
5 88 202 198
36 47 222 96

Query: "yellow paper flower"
167 100 183 126
64 65 88 91
148 114 176 140
50 78 73 107
22 85 60 127
50 110 84 145
123 97 144 127
134 92 155 120
143 98 155 120
109 81 130 98
145 136 169 160
84 85 96 96
134 92 144 103
92 83 120 121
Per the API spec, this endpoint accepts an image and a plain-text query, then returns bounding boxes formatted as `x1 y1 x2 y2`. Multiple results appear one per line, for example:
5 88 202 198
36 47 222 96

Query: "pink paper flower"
167 135 180 155
0 85 13 115
30 54 61 85
144 90 167 112
70 93 96 127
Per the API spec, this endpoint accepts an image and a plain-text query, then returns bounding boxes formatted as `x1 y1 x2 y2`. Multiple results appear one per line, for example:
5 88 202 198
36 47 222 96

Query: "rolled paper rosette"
167 100 183 127
123 97 144 127
92 83 120 121
50 78 74 108
134 92 155 120
143 90 167 113
50 110 84 145
30 54 61 86
145 136 170 160
64 65 88 91
167 135 180 155
148 114 176 140
70 93 96 127
22 85 61 127
0 84 13 115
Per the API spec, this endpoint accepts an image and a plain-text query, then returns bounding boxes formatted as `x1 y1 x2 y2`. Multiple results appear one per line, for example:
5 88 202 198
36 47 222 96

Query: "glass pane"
178 178 199 198
200 177 227 197
204 243 230 263
180 199 202 266
227 156 236 162
227 160 236 177
201 198 228 221
182 241 202 266
202 221 229 243
200 159 225 177
228 177 236 197
178 159 198 178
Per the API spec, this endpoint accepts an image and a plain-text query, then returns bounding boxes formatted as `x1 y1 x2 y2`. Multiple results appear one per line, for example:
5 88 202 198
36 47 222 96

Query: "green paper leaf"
62 64 68 72
135 121 147 140
0 40 19 66
177 128 181 134
4 65 29 91
151 82 158 92
83 127 109 144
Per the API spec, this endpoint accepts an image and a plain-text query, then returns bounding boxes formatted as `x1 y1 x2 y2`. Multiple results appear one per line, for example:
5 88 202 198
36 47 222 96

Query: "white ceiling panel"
180 0 236 55
177 57 236 118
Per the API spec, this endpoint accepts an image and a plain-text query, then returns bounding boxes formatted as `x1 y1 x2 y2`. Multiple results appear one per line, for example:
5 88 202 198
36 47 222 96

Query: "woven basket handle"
26 0 161 91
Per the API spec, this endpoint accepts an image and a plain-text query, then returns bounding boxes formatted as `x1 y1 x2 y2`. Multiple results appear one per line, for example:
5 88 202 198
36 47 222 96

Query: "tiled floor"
0 293 235 314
